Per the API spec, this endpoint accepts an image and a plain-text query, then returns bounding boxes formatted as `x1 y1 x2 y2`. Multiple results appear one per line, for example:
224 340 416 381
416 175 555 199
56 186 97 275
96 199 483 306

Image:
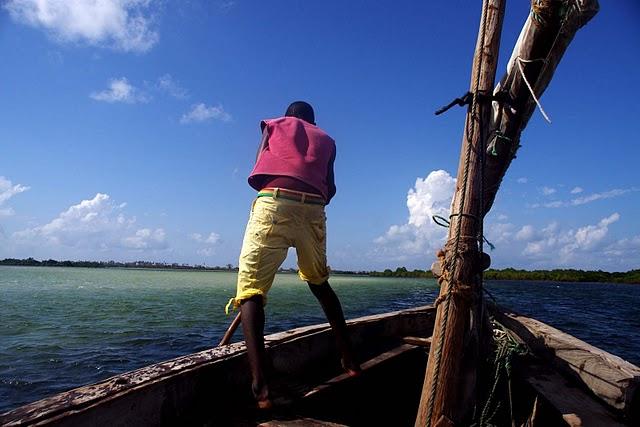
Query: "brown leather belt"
257 187 325 205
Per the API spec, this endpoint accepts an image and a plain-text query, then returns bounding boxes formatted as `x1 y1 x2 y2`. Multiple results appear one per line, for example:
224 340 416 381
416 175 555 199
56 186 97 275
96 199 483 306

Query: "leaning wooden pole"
415 1 505 426
481 0 600 215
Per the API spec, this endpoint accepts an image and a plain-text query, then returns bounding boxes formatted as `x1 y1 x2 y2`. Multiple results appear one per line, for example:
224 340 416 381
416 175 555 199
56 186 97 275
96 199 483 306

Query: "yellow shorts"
226 195 329 313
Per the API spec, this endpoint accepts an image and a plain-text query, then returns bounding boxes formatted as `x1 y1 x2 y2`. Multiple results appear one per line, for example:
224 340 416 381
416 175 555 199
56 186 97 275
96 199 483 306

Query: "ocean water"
1 266 639 413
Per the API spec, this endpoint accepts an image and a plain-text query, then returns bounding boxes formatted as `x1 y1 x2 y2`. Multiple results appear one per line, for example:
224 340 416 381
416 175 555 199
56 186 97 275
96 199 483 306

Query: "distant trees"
0 258 238 271
370 267 431 278
483 268 640 284
1 258 638 284
368 266 639 284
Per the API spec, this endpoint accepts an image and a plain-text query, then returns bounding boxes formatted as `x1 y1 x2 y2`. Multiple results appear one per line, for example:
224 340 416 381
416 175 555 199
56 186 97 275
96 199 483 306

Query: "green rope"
475 322 528 427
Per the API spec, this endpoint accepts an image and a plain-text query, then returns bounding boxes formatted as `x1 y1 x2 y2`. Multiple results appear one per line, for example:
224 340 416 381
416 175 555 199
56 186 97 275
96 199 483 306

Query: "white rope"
516 56 552 124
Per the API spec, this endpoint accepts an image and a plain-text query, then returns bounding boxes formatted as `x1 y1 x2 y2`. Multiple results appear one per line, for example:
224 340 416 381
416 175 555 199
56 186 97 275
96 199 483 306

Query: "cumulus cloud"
374 170 455 261
559 213 619 259
520 214 619 264
604 235 640 267
122 228 167 249
4 0 159 52
515 225 534 241
484 221 516 248
516 177 528 184
0 176 30 216
156 74 188 99
13 193 167 251
181 103 232 124
90 77 149 103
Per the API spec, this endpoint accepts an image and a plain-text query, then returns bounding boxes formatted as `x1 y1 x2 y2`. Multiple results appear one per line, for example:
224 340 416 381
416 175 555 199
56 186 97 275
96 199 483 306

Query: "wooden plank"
521 362 626 427
303 344 418 399
403 336 433 348
258 418 348 427
494 308 640 424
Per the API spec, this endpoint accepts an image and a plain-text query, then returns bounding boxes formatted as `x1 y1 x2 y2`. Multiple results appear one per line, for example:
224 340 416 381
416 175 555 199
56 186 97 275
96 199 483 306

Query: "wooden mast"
415 1 505 426
416 1 599 426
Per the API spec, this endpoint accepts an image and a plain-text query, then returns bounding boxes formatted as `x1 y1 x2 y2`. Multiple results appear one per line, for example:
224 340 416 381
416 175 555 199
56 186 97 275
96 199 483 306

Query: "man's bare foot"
341 358 362 377
252 382 271 409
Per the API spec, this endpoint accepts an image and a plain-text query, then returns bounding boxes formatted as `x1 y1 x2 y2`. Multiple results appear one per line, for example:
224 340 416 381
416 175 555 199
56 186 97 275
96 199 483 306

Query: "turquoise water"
1 266 639 413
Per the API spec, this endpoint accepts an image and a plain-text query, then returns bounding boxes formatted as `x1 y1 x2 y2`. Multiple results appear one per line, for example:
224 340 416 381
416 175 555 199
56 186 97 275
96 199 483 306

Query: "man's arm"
256 126 269 162
326 150 336 204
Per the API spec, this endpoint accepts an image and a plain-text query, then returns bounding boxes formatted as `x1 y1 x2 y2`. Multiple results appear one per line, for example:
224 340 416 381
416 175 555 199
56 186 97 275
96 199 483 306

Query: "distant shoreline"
1 258 638 284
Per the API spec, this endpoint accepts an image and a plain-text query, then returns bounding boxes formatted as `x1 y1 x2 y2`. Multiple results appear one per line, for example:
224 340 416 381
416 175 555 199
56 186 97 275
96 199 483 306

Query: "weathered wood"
259 419 348 427
403 336 433 348
303 343 419 399
0 305 436 426
418 2 600 425
416 1 505 425
520 361 627 427
494 308 640 424
482 0 600 214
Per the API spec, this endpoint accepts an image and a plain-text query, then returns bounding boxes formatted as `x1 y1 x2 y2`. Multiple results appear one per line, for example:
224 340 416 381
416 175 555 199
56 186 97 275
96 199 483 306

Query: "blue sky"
1 1 638 272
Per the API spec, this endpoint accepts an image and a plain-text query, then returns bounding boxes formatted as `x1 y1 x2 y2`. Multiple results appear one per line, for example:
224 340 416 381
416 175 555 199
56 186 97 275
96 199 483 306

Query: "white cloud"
515 225 534 241
4 0 159 53
570 186 583 194
90 77 148 103
559 213 619 261
190 232 220 244
0 176 30 205
541 186 556 196
530 187 638 209
181 103 232 124
156 74 188 99
190 231 221 257
374 170 455 260
197 247 216 257
604 235 640 265
519 214 619 264
516 177 528 184
12 193 167 252
0 176 30 217
487 221 515 244
122 228 166 249
570 188 637 206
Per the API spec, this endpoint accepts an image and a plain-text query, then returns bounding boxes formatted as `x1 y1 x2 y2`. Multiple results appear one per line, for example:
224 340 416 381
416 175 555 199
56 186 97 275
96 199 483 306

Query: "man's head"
285 101 315 125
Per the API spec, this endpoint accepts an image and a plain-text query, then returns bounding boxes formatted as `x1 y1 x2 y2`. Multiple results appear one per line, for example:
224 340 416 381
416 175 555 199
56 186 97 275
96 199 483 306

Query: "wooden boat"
4 1 637 426
1 303 638 426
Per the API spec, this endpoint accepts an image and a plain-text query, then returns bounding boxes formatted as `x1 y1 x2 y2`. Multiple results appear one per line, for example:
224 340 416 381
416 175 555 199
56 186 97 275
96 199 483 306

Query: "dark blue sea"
1 266 638 413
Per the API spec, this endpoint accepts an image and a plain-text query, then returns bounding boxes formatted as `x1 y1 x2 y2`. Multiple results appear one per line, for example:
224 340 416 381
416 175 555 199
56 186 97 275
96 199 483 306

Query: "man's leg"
307 281 360 375
240 295 271 407
235 198 289 408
